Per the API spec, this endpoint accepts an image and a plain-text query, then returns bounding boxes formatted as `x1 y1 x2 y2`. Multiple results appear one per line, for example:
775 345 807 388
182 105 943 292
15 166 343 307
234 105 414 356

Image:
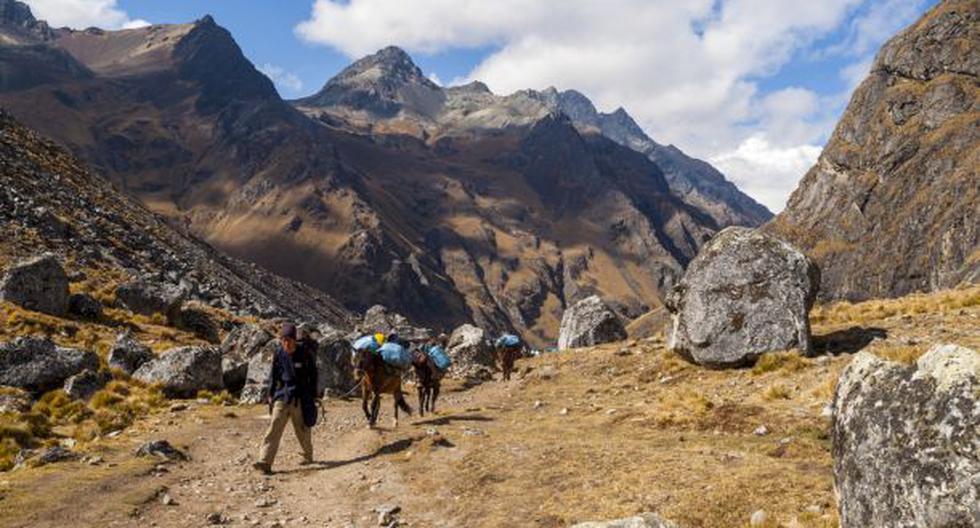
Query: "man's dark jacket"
267 338 319 427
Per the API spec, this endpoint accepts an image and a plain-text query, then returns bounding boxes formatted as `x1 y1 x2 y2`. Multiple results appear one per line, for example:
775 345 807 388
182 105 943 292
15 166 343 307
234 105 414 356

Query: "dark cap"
280 323 297 340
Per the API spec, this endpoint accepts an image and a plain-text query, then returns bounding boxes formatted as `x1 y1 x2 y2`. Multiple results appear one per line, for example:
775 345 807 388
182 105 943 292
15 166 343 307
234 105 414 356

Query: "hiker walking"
253 323 318 474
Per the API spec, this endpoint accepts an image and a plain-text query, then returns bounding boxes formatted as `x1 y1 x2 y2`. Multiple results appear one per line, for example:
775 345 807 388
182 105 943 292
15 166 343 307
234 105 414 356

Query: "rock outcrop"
107 332 154 375
557 295 627 350
220 323 273 392
666 227 819 367
239 332 356 402
446 324 494 380
0 337 98 394
133 346 223 398
0 254 69 316
0 385 32 413
833 344 979 527
770 0 979 300
359 305 432 342
238 341 279 404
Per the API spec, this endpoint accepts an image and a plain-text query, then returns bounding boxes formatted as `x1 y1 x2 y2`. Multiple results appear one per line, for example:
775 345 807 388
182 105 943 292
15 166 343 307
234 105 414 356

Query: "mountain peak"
296 45 443 115
0 0 53 43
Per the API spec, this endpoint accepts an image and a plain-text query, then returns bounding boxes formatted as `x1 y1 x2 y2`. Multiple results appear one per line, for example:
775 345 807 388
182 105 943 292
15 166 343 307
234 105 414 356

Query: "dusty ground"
0 287 977 527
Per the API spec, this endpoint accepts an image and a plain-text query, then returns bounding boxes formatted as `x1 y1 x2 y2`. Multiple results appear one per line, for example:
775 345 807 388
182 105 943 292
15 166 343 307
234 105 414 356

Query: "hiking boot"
252 461 272 475
299 458 315 466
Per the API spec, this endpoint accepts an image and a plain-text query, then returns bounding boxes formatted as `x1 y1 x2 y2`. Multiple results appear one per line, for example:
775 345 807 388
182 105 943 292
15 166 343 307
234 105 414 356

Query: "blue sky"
22 0 937 211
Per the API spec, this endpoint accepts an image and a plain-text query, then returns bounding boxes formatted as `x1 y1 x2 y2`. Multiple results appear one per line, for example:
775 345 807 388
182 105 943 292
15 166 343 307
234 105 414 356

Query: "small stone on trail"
532 400 543 409
750 510 767 526
161 493 175 506
375 503 401 526
753 425 769 436
559 407 569 415
255 497 277 508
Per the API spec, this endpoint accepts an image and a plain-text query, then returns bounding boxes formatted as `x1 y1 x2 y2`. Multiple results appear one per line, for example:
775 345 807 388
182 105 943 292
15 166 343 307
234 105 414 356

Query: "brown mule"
412 350 443 416
495 345 521 381
353 348 412 428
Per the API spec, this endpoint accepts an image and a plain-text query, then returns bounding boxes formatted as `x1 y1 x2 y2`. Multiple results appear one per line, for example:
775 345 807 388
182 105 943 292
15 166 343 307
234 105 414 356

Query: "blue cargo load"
495 334 521 348
427 345 452 371
353 335 380 352
379 342 412 370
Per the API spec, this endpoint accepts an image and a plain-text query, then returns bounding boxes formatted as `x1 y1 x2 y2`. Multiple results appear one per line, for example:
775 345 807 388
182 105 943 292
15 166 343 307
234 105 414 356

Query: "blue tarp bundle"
427 345 452 371
353 335 381 352
379 342 412 369
495 334 521 348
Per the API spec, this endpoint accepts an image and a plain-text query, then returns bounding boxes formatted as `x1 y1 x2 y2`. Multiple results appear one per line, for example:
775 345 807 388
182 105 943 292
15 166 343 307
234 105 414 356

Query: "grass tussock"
196 390 237 406
752 352 809 375
811 285 980 326
874 345 927 365
763 383 793 401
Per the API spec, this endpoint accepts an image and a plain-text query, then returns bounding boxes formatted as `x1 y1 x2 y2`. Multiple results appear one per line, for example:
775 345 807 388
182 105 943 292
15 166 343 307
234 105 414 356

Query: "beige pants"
259 400 313 466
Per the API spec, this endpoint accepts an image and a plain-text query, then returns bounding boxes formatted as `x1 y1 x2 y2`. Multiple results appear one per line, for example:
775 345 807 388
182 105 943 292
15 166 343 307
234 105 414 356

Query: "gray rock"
0 254 69 316
0 386 32 413
30 446 78 467
67 292 102 320
170 305 220 343
558 295 626 350
665 227 819 368
63 369 107 400
115 280 184 317
447 324 494 379
571 512 677 527
239 340 279 404
833 344 979 527
107 332 154 374
135 439 188 461
0 337 98 394
220 324 273 392
133 346 222 398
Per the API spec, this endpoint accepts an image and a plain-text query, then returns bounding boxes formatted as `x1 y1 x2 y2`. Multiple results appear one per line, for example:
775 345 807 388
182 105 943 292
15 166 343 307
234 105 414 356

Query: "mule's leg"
392 395 399 428
431 382 440 413
370 394 381 427
361 386 371 422
417 385 426 417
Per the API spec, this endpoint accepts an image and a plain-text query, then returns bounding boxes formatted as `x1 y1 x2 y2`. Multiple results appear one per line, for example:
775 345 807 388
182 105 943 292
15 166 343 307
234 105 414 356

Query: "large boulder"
239 332 356 403
63 369 108 400
107 332 154 374
169 305 220 343
115 280 184 317
220 323 273 392
0 337 98 394
67 293 102 320
360 305 432 342
447 324 494 380
572 513 677 528
0 254 70 316
133 346 222 398
833 344 979 527
558 295 627 350
239 340 278 404
665 227 819 368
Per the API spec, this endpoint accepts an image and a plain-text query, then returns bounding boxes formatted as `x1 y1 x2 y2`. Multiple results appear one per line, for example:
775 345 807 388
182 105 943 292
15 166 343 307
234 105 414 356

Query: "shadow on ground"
412 414 494 426
275 437 416 475
813 326 888 356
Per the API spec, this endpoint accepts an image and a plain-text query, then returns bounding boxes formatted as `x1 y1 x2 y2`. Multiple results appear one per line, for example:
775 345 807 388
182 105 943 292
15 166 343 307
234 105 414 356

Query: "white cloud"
295 0 928 211
427 72 443 86
710 136 821 212
22 0 147 30
258 63 304 95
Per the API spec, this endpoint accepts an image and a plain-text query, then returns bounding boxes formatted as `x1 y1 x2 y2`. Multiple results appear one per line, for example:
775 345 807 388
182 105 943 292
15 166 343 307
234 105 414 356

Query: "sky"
21 0 937 213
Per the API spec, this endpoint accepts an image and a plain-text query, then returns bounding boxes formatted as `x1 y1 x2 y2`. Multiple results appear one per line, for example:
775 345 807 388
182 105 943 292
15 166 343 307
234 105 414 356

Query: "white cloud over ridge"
23 0 147 30
297 1 928 212
258 63 305 96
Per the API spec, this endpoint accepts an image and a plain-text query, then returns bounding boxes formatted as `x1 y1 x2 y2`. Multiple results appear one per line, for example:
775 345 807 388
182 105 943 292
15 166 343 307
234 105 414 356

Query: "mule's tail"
397 394 413 415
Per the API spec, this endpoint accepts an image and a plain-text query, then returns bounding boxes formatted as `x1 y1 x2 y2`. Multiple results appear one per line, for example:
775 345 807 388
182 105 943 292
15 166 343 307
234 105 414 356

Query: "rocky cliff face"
770 0 979 301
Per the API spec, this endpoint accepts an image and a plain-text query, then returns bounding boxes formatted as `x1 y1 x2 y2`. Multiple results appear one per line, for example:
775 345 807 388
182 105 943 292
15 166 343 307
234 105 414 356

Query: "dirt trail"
0 378 508 528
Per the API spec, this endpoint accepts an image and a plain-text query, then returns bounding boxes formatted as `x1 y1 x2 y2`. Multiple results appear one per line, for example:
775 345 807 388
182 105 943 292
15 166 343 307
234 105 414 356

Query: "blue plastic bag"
427 345 452 371
353 335 380 352
495 334 521 348
379 342 412 370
